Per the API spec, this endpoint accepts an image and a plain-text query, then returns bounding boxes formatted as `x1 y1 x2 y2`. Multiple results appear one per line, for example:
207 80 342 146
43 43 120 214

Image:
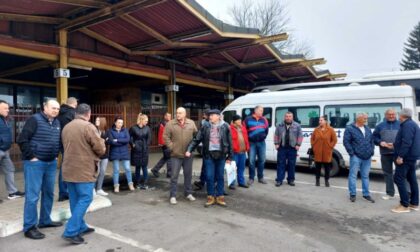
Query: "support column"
166 63 178 116
56 29 69 104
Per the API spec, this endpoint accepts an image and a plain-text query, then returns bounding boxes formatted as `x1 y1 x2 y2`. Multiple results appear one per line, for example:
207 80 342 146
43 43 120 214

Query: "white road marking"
92 225 169 252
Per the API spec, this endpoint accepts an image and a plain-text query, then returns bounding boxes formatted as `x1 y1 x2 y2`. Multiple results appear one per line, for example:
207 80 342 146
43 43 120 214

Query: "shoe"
170 197 177 205
325 180 330 187
247 179 254 186
381 195 394 200
315 178 320 187
128 182 135 191
363 195 375 203
193 181 204 190
114 184 120 193
238 184 249 188
409 204 419 211
216 196 227 207
288 181 295 186
228 185 236 190
391 204 410 213
205 196 215 207
92 189 97 196
186 194 196 201
223 191 229 196
81 227 95 236
62 235 85 245
8 191 25 200
38 221 63 228
350 195 356 202
138 184 148 190
275 181 282 187
96 189 108 196
24 227 45 240
258 178 268 184
151 169 160 178
0 199 3 203
58 195 69 202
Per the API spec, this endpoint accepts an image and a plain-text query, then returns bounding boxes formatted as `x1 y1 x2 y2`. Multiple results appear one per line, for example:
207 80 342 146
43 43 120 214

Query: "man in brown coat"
61 103 106 245
163 107 198 205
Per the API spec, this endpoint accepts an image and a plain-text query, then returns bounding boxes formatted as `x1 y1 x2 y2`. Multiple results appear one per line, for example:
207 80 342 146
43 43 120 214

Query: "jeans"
23 160 57 232
199 158 206 184
0 150 18 194
233 153 247 186
152 146 172 175
135 165 148 185
170 157 193 198
112 160 132 185
348 155 371 196
249 141 266 180
96 158 108 191
315 162 332 181
63 182 94 237
58 153 68 198
276 146 297 183
380 155 395 197
204 158 225 197
394 161 419 207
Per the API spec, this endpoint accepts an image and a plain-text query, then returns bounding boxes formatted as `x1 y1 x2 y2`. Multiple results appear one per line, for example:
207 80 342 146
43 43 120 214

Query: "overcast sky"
196 0 420 79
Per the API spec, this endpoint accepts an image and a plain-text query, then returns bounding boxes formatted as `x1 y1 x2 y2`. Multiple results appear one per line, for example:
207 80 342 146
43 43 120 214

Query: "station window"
242 107 273 126
0 85 13 105
324 103 402 128
275 106 320 127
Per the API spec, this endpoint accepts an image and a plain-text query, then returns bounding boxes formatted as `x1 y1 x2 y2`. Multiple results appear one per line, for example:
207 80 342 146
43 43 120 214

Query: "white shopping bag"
225 161 237 186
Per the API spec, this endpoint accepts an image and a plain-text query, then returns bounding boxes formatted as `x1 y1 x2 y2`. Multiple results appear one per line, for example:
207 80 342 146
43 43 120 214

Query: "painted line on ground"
92 225 169 252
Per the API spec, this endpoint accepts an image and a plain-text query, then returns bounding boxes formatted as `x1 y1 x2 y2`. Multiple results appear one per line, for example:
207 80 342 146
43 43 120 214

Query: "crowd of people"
0 98 419 245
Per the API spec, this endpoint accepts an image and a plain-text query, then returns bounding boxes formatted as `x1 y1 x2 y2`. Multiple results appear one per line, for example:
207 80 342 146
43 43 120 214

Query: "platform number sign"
54 68 70 78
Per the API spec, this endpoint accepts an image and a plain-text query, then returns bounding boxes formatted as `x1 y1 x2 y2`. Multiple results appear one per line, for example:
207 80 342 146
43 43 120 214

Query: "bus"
222 84 418 176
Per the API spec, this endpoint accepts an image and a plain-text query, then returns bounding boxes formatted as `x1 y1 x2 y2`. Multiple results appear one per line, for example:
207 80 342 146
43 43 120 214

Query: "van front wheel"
321 158 340 177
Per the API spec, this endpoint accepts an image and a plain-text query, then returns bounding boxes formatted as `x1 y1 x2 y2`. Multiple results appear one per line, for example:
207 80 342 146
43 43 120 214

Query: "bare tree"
229 0 313 57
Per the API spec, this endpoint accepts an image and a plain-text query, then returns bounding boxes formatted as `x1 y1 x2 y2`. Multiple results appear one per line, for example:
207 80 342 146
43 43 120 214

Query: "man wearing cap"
187 109 233 207
391 108 420 213
230 114 250 188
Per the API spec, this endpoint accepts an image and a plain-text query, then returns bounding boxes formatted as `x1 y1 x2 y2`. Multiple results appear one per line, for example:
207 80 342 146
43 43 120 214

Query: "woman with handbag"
310 115 337 187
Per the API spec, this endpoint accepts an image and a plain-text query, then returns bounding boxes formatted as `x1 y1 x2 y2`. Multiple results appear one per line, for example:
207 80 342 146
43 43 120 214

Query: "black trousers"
315 162 332 180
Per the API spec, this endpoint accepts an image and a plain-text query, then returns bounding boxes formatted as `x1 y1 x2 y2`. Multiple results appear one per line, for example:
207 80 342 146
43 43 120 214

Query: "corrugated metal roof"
0 0 74 15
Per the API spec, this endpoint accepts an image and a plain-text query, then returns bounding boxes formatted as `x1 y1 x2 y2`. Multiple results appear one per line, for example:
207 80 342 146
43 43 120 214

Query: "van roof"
230 85 415 106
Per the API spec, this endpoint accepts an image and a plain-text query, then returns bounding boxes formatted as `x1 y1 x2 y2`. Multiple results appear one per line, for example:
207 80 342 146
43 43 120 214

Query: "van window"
242 107 273 126
222 110 237 124
275 106 320 127
324 103 402 128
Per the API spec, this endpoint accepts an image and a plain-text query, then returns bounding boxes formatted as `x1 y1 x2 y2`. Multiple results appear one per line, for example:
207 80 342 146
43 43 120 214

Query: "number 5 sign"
54 68 70 78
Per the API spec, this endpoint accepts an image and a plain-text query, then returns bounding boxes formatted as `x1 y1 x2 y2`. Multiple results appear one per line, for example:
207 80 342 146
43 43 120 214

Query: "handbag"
307 148 314 156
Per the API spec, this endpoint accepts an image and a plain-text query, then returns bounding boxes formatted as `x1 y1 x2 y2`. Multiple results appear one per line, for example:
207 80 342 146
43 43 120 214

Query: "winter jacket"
62 118 106 183
394 118 420 162
17 112 61 161
187 121 233 161
230 124 250 153
57 104 75 130
243 115 269 142
274 121 303 148
0 116 12 151
310 125 337 163
163 119 197 158
157 121 167 146
98 129 109 160
107 126 130 161
343 123 374 160
129 125 151 167
372 119 400 155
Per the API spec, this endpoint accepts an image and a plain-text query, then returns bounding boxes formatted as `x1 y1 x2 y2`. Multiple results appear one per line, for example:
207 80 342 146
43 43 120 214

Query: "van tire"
321 158 340 177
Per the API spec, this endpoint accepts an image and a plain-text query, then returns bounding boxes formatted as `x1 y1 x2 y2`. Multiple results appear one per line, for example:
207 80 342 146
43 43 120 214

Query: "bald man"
18 99 63 240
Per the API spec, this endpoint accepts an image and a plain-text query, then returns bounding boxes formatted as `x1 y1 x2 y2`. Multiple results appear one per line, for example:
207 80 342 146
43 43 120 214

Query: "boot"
325 180 330 187
128 182 135 191
114 184 120 193
216 196 227 207
316 177 320 186
205 196 215 207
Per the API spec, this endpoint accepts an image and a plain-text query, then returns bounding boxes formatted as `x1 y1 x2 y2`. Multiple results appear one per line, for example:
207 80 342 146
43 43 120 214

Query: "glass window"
222 110 237 124
17 86 41 109
275 106 320 127
242 107 273 126
324 103 402 128
0 85 13 105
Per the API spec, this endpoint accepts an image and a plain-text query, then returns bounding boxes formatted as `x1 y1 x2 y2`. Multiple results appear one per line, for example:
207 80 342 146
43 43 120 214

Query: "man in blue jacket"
344 112 375 203
0 100 25 201
391 108 420 213
373 108 400 200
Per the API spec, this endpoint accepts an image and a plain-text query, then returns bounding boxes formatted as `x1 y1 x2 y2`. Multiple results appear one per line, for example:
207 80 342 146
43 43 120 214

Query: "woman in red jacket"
230 115 250 188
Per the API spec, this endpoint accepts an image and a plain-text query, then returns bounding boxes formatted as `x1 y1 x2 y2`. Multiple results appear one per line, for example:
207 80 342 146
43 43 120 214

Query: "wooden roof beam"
328 73 347 79
299 58 326 67
0 60 53 78
0 13 67 24
40 0 111 8
271 70 288 82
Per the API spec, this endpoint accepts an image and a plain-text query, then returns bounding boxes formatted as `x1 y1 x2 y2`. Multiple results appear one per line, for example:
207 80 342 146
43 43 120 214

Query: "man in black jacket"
186 109 233 207
56 97 77 201
17 99 63 240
